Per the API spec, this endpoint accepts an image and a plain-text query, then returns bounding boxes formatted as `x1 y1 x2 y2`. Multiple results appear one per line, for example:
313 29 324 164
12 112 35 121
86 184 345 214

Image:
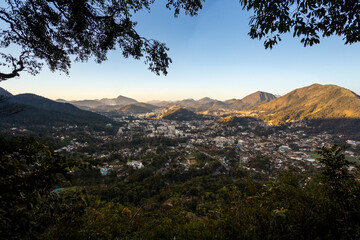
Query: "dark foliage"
0 137 93 239
240 0 360 49
0 0 205 80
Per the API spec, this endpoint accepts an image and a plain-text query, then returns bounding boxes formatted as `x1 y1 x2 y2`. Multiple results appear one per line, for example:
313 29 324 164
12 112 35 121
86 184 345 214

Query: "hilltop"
223 91 276 111
257 84 360 124
161 108 202 121
241 91 277 109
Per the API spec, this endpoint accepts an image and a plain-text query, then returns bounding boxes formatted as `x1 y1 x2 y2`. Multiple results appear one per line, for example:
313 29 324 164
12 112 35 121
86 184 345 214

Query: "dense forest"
1 137 359 240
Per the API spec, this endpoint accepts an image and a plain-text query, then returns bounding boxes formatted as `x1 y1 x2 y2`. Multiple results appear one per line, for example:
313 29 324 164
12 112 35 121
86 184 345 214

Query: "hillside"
218 116 259 125
257 84 360 124
224 99 246 110
107 103 159 115
223 92 276 111
61 95 138 109
0 87 13 97
69 99 103 109
241 91 277 109
198 97 217 104
161 108 202 121
99 95 138 106
1 94 112 127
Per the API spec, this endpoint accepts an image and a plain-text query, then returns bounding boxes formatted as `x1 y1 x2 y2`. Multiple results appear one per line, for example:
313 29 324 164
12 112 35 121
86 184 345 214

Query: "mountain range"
146 91 277 112
2 84 360 136
57 91 278 115
0 92 112 128
61 95 138 109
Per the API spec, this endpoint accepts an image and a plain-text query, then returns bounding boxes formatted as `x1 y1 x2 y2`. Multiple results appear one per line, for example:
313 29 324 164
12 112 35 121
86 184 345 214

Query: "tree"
0 136 92 239
316 145 357 195
240 0 360 49
1 1 359 81
0 0 203 81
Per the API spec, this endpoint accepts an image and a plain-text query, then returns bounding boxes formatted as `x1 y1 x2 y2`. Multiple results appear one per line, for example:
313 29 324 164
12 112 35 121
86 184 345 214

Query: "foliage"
0 136 92 239
240 0 360 49
2 0 355 80
0 0 204 81
2 137 360 239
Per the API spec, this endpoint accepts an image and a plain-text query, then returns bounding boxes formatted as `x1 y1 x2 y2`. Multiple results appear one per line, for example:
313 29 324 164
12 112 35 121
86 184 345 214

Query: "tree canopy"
241 0 360 49
0 0 203 81
0 0 359 81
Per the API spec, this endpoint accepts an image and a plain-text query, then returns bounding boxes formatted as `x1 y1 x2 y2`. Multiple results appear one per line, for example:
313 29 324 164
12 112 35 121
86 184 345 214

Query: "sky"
1 0 360 102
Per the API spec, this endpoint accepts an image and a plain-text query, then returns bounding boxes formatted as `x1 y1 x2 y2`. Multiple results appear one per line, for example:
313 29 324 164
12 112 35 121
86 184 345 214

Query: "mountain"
198 97 217 104
99 95 138 106
69 99 103 109
147 98 218 108
241 91 277 109
146 92 276 113
224 99 245 110
107 103 159 115
257 84 360 124
0 87 13 98
1 94 112 127
146 100 173 107
59 95 138 109
56 99 67 103
161 108 202 121
218 116 260 125
223 92 277 111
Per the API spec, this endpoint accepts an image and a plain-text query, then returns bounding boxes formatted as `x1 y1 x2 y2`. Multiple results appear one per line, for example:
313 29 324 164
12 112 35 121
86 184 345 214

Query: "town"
7 115 359 178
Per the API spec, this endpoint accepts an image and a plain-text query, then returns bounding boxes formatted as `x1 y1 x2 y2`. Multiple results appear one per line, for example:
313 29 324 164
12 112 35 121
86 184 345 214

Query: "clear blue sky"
1 0 359 102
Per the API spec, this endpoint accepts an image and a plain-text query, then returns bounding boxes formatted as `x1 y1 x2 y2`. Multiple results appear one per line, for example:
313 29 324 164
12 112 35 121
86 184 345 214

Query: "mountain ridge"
1 93 112 127
0 87 13 98
256 84 360 124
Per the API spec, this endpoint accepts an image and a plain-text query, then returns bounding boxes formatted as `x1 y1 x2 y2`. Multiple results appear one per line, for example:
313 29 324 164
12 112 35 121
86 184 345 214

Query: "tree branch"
0 59 25 81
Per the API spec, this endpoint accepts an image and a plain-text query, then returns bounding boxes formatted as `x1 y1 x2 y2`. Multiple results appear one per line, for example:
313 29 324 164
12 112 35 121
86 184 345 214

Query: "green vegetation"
1 137 360 239
161 108 203 121
0 93 113 127
0 137 95 239
258 84 360 124
240 0 360 49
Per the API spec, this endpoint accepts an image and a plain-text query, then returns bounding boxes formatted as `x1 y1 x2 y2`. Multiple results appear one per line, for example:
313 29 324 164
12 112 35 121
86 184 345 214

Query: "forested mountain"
1 93 112 126
257 84 360 124
161 108 203 121
0 87 13 97
68 99 103 109
99 95 138 106
106 103 159 115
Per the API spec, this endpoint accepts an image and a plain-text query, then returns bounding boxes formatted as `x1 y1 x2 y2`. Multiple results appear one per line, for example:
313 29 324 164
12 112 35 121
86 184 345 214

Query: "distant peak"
198 97 217 103
309 83 322 87
199 97 211 100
